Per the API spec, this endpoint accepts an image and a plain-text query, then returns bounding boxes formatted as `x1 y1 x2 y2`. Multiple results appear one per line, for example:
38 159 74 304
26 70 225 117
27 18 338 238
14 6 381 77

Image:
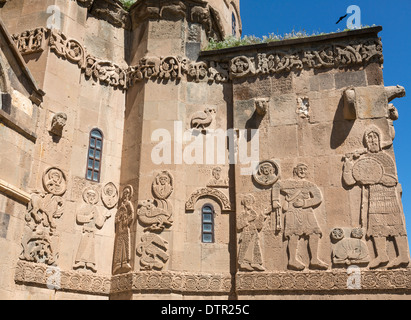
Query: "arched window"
232 12 237 36
202 204 215 243
86 129 103 182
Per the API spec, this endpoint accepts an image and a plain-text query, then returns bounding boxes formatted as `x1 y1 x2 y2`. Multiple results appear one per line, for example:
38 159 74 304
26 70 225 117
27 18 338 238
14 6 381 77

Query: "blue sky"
240 0 411 244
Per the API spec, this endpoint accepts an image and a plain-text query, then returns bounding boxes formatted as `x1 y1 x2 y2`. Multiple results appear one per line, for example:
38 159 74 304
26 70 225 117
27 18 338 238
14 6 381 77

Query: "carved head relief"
50 112 67 136
255 98 269 116
42 167 67 196
293 163 309 180
101 182 119 209
152 171 173 200
364 126 382 153
82 187 99 205
253 160 280 187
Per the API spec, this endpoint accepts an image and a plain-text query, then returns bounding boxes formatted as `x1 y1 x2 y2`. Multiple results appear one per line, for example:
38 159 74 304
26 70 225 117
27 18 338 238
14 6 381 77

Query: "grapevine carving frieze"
12 28 383 89
228 38 383 79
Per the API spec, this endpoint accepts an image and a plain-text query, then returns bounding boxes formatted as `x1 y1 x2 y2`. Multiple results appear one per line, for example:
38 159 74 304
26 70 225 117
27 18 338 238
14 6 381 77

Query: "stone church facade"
0 0 410 300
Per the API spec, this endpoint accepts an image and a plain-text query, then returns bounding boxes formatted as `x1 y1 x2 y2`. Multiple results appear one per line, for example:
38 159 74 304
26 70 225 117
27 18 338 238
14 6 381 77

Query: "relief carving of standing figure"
237 194 266 272
112 185 135 275
272 164 329 271
343 126 409 269
73 188 111 273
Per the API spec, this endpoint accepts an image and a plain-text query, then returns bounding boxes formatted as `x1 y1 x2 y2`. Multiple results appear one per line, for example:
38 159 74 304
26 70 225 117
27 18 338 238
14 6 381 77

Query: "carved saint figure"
237 194 266 272
272 164 329 271
112 185 135 275
343 126 409 269
207 167 229 188
74 188 111 273
253 160 280 187
20 168 66 265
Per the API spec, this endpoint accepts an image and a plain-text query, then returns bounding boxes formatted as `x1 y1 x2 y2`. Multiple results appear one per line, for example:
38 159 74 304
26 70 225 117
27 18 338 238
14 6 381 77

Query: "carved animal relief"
136 233 169 271
190 106 217 130
137 171 174 232
331 228 369 266
20 168 67 266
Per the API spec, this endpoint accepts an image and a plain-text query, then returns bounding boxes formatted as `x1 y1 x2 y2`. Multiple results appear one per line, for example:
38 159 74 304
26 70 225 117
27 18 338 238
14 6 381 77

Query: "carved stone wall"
0 0 410 300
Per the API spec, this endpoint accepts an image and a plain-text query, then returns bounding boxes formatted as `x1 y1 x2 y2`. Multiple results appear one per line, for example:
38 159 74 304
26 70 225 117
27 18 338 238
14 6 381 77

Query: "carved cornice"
0 178 31 204
11 27 384 88
236 269 411 293
15 261 111 296
225 37 383 79
111 271 232 294
12 27 229 89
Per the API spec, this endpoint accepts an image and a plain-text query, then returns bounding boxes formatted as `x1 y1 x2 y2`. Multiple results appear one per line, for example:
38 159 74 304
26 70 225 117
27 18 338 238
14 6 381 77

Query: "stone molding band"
15 261 232 296
236 269 411 293
0 178 31 204
15 261 411 296
12 27 383 90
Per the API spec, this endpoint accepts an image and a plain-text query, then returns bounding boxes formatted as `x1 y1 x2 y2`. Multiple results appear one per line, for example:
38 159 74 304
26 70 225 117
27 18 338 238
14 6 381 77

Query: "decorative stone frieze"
15 261 111 296
111 271 232 294
236 269 411 293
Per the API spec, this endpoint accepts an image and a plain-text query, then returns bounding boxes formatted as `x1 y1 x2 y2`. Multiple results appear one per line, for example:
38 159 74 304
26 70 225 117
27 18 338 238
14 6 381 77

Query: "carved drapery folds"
20 168 67 266
73 187 112 273
112 185 135 275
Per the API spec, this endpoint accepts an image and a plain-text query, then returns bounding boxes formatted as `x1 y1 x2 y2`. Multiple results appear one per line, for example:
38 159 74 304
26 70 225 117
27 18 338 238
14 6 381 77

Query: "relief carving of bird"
190 107 216 130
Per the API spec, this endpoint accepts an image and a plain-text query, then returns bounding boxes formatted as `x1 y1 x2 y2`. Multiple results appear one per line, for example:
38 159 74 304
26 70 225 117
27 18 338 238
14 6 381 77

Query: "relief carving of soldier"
272 164 328 271
343 126 410 269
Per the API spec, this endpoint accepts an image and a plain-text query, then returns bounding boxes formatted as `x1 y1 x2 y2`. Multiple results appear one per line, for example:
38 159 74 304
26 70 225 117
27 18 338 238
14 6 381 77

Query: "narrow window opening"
202 204 215 243
86 129 103 182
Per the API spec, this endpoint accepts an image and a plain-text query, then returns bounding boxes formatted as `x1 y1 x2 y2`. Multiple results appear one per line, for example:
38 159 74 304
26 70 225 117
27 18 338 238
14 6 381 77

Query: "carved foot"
251 264 265 272
86 263 97 273
73 261 86 270
386 256 410 270
239 263 254 272
288 259 305 271
369 255 389 269
310 259 329 271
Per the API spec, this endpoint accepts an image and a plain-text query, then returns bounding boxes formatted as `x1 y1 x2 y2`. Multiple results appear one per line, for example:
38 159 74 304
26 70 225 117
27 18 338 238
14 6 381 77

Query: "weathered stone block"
335 70 367 89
